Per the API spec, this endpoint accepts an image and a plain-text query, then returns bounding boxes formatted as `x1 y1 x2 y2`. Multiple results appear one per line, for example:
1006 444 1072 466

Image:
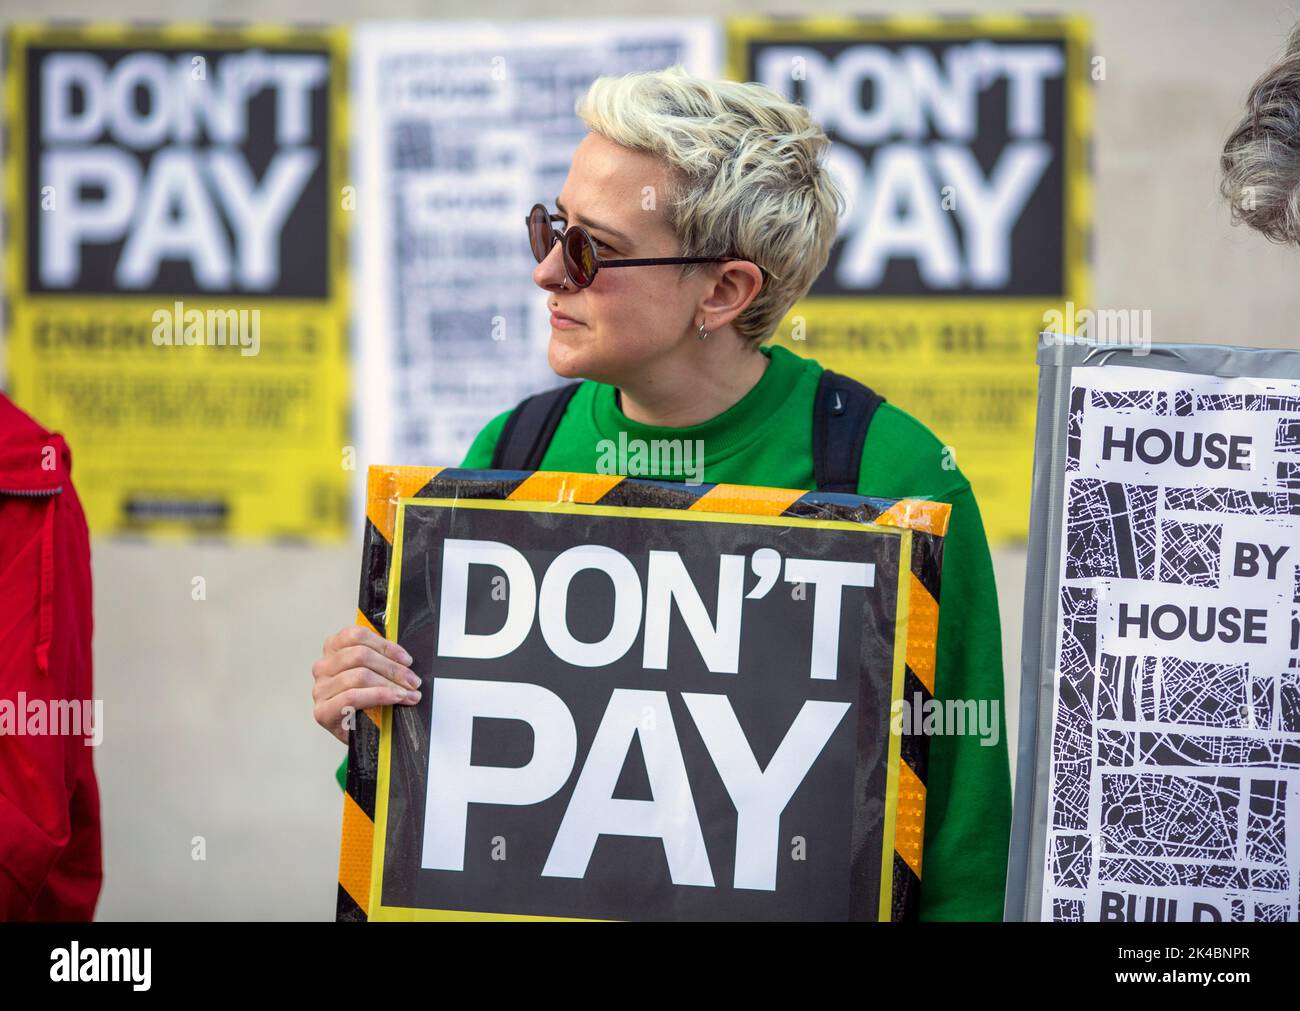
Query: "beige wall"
3 0 1299 919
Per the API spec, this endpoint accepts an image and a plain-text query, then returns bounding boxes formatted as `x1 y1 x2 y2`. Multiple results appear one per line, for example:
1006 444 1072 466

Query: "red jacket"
0 394 101 919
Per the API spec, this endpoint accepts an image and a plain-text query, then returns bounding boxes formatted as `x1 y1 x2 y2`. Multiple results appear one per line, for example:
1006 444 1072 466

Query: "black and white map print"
1044 365 1299 922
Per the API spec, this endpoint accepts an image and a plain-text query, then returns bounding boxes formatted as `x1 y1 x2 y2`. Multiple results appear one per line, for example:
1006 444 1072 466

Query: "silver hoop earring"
697 321 709 341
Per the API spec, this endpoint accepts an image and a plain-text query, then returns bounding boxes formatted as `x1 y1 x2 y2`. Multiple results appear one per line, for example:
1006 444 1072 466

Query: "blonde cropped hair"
575 65 844 342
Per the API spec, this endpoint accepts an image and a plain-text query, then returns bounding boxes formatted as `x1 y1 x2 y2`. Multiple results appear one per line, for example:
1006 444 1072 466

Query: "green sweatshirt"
336 343 1011 921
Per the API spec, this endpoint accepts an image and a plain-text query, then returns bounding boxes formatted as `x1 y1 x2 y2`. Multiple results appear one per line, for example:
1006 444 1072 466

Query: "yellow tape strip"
338 791 374 915
877 527 912 919
904 573 940 695
508 472 623 504
894 760 927 879
689 483 804 516
875 499 951 537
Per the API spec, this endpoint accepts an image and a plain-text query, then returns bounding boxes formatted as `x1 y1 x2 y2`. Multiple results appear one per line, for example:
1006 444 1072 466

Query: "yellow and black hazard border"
337 466 948 922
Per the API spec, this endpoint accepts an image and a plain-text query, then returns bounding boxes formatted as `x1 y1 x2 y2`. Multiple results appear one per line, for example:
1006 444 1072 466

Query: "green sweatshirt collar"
590 345 807 465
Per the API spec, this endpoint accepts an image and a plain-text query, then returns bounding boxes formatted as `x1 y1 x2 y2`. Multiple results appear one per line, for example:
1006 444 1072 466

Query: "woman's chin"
547 334 592 379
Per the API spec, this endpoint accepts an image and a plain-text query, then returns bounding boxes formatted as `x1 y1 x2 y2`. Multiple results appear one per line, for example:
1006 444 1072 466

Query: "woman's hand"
312 625 422 745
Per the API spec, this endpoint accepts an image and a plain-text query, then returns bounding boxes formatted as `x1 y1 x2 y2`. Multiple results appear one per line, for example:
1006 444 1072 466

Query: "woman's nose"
533 239 569 290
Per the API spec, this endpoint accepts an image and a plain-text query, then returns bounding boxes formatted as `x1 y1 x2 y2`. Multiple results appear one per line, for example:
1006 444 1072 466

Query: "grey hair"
1220 22 1300 246
575 65 845 341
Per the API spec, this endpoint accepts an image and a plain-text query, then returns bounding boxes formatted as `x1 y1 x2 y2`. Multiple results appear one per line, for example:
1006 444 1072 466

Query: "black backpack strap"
812 370 885 493
491 382 582 471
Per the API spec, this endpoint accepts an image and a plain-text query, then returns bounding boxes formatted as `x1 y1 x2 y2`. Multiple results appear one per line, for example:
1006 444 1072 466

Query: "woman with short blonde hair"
313 65 1010 922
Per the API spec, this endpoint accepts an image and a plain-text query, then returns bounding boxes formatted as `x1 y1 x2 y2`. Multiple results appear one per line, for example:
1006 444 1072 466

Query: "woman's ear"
698 261 764 331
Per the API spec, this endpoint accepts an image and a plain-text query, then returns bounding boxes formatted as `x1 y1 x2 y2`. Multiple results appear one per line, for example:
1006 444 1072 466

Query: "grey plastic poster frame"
1005 332 1300 922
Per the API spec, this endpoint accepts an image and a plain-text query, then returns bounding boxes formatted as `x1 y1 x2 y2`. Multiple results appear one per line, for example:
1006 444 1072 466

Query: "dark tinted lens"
527 205 554 262
563 227 597 286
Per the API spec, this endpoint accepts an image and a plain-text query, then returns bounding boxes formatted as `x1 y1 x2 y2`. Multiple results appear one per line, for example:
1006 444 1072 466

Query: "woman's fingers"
320 664 418 701
312 624 424 741
316 683 422 744
313 639 420 692
331 644 420 690
324 623 414 665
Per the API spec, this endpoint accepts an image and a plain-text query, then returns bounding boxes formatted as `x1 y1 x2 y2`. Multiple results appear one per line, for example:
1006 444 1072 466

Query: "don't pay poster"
3 24 351 538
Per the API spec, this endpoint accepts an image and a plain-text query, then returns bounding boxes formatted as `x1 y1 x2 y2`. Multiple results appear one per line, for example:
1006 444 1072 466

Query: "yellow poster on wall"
727 15 1092 543
3 23 351 539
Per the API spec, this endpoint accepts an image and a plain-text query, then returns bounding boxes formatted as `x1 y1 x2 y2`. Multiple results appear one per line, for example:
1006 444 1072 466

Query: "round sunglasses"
526 203 753 288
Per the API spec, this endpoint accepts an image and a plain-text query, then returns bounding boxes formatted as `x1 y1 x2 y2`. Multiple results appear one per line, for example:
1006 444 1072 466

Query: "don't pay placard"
338 468 950 922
